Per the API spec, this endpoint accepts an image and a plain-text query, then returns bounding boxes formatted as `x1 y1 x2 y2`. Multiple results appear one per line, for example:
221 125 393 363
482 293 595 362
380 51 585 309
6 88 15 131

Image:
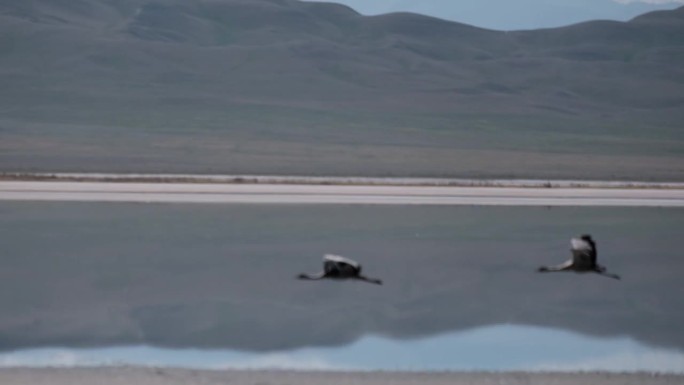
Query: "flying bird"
537 235 620 280
298 254 383 285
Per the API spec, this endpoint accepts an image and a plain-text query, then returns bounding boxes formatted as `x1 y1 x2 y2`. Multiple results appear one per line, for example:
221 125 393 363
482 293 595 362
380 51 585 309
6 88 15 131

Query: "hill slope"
0 0 683 179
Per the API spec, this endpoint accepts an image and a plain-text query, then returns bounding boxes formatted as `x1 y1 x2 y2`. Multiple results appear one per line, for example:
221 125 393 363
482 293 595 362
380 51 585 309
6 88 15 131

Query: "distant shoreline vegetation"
2 172 684 189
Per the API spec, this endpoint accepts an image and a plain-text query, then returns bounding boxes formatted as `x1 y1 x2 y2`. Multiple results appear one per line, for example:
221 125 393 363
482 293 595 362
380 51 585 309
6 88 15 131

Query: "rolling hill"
0 0 683 179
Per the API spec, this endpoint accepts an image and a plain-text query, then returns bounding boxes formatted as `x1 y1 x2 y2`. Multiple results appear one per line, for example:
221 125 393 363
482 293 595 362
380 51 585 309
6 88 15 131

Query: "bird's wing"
570 238 593 267
324 254 360 269
555 259 574 270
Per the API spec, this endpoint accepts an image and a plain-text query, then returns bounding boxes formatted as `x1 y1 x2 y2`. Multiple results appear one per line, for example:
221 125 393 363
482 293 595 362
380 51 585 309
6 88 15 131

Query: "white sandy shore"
2 179 684 206
0 368 682 385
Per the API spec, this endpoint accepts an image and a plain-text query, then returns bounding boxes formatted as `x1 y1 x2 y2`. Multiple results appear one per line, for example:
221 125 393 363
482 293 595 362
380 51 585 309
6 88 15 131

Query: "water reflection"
0 202 683 371
2 325 684 372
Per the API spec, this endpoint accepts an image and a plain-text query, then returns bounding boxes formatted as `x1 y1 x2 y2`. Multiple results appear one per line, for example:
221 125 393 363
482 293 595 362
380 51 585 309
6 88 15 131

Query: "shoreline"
2 172 684 189
3 179 683 206
0 367 682 385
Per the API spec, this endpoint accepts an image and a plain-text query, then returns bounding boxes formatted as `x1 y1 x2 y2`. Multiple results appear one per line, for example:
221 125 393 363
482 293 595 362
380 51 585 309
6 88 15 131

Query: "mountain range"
1 0 683 179
303 0 684 31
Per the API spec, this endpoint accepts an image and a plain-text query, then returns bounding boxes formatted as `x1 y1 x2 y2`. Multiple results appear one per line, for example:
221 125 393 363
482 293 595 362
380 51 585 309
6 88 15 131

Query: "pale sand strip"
1 180 684 206
0 368 682 385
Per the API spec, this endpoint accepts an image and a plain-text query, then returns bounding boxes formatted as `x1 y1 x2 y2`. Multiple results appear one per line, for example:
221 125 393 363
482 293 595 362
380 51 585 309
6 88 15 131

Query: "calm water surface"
1 203 682 372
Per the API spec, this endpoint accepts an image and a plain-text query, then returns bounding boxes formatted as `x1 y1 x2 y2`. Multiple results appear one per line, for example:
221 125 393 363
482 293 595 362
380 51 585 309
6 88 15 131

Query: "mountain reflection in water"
1 325 683 372
0 203 682 371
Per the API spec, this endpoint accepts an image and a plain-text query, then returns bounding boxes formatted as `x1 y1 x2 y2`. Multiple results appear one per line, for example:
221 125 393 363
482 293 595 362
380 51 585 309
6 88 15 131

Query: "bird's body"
538 235 620 280
298 254 382 285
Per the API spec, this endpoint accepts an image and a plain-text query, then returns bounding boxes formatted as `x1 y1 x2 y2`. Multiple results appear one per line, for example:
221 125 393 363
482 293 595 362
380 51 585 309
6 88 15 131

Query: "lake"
1 202 682 372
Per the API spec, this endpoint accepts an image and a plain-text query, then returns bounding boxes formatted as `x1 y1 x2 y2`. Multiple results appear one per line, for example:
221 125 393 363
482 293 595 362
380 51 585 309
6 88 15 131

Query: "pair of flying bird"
297 234 621 285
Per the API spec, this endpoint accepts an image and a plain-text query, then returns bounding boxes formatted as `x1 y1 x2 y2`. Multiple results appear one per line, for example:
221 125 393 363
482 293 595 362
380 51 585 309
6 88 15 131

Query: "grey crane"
298 254 383 285
538 235 620 280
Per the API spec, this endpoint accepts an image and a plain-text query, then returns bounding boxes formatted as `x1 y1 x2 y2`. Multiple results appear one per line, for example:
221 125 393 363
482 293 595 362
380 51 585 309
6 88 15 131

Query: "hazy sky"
303 0 684 30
